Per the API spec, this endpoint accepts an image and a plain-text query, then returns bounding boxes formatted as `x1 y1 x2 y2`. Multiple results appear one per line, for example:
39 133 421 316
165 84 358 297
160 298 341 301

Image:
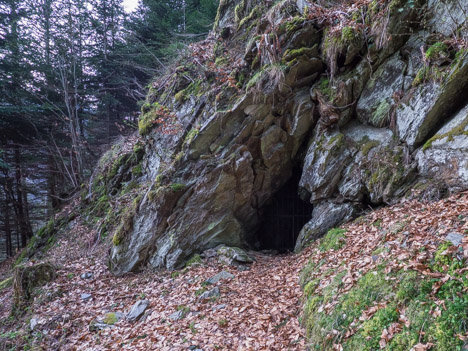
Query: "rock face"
103 0 468 273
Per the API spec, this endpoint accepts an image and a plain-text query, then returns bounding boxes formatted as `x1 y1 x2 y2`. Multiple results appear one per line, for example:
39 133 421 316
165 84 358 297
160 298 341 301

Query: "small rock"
212 304 226 311
205 271 235 285
199 287 220 300
446 232 464 246
30 318 38 331
237 265 250 272
169 310 187 321
126 300 150 322
201 248 217 259
90 312 124 331
371 255 379 262
81 293 92 301
216 245 254 266
80 272 93 279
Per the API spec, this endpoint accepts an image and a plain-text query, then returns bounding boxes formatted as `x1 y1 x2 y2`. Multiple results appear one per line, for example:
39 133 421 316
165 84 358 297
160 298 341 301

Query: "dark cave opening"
254 167 314 252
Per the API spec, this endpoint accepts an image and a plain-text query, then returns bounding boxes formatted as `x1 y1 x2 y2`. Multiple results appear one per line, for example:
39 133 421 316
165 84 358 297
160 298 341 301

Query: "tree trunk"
14 147 32 247
4 196 13 257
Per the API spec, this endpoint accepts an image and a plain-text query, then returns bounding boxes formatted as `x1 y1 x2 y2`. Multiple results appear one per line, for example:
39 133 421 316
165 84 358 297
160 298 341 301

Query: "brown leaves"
412 342 435 351
379 322 401 348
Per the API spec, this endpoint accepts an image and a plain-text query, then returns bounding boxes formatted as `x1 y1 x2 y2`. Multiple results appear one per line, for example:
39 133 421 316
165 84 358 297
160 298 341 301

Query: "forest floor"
0 191 467 350
0 226 309 350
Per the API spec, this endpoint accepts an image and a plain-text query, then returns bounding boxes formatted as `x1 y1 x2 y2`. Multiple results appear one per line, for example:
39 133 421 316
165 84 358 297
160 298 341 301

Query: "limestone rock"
169 309 188 321
428 0 468 37
445 232 464 246
81 293 92 301
80 272 93 280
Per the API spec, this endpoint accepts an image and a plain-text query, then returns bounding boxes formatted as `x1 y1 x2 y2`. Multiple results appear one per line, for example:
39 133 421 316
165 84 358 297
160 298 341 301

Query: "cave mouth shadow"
253 167 314 253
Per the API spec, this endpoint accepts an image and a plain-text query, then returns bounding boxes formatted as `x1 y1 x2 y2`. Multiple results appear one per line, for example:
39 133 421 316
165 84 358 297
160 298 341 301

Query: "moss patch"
319 228 347 251
0 277 13 291
301 233 468 350
185 254 203 267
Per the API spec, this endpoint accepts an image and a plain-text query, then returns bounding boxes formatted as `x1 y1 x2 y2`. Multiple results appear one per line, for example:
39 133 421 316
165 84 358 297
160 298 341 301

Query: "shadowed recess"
255 168 313 252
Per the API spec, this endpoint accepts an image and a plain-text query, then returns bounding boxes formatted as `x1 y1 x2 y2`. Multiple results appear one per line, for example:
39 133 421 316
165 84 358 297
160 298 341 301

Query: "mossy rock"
13 262 56 308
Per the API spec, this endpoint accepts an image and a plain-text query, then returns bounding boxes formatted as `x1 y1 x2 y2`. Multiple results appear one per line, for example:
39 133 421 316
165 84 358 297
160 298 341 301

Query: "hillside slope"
0 191 466 350
2 0 468 349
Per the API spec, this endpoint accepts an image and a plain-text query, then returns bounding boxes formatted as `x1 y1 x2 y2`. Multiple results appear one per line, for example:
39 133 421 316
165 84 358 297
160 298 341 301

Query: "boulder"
295 202 356 251
216 245 254 266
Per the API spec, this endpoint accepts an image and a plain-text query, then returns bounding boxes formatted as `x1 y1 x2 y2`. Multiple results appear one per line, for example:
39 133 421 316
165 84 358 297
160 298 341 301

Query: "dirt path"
21 250 309 350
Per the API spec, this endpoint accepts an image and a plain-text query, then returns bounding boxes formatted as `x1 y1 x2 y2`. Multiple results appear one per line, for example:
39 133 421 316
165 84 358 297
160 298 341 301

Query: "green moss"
238 5 262 28
185 254 202 267
170 183 185 192
138 110 158 136
349 305 399 350
184 128 199 146
215 56 228 66
302 243 468 350
304 267 394 348
234 0 245 23
317 77 334 100
103 312 119 325
319 228 347 252
371 100 391 127
174 90 185 103
282 46 317 63
245 69 265 90
360 139 380 156
0 277 13 291
341 26 356 42
425 42 448 60
131 164 143 177
111 196 141 246
413 64 449 87
278 15 305 35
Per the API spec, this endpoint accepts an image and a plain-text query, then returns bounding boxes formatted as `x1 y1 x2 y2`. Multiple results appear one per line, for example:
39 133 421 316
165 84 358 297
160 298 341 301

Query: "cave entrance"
255 167 313 252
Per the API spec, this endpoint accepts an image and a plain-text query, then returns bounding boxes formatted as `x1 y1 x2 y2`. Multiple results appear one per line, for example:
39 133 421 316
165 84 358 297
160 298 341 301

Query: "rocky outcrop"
102 0 468 273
